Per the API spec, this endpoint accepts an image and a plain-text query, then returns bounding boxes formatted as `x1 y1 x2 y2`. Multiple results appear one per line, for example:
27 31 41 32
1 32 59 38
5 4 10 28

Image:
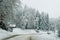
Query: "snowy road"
2 33 60 40
0 28 60 40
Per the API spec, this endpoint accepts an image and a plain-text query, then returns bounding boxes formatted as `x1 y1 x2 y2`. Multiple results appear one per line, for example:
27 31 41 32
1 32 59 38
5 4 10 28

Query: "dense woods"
0 0 60 32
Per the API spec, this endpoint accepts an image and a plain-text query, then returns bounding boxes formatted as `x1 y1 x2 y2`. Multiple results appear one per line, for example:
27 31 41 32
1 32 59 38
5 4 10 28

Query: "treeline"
0 0 53 31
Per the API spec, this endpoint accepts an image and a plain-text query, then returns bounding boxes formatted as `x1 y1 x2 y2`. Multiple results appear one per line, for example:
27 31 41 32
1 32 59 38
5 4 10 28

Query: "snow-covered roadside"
0 28 37 40
13 28 37 34
0 28 56 40
0 29 15 40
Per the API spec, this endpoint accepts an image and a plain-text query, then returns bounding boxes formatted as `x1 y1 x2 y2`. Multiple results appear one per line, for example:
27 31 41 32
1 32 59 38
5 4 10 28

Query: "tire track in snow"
2 35 20 40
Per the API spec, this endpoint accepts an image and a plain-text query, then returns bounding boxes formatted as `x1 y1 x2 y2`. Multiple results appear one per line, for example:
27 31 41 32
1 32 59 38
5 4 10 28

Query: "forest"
0 0 60 32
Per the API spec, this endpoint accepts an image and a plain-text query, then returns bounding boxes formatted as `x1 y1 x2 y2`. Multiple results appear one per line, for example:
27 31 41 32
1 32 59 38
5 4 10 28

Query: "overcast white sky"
21 0 60 18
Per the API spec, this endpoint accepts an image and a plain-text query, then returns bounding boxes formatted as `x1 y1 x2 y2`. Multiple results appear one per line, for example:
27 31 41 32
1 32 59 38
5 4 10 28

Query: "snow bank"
0 29 13 39
13 28 25 34
13 28 36 34
24 29 37 34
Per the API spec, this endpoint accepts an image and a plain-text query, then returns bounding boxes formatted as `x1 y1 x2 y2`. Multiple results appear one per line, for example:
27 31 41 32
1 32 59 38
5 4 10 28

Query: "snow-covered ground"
13 28 37 34
0 28 60 40
0 28 37 40
0 29 13 40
